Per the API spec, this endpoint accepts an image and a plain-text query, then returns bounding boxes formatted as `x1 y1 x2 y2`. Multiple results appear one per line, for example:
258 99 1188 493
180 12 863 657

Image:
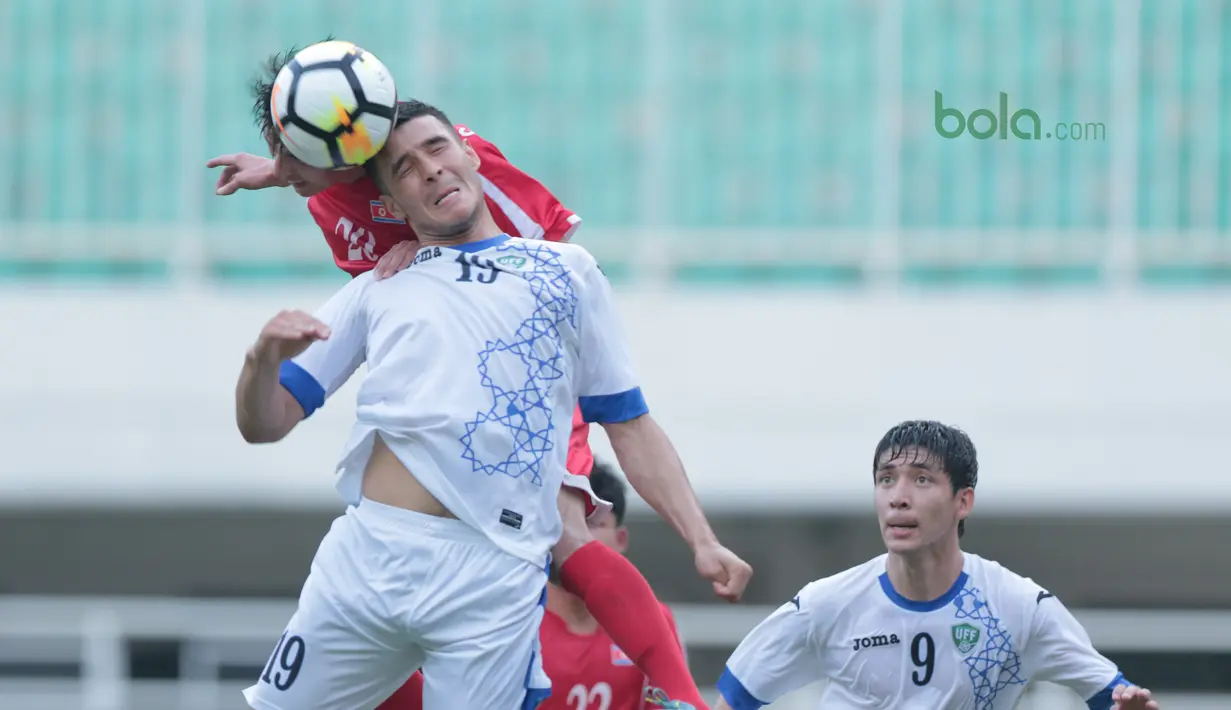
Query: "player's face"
874 446 973 554
587 510 629 554
266 136 361 197
375 116 485 238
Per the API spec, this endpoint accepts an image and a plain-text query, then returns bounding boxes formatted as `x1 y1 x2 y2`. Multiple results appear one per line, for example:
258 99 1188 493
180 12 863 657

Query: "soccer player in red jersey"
539 461 688 710
208 48 752 710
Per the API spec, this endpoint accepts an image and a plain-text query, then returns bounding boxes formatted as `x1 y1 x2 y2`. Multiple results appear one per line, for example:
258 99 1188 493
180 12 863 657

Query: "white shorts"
243 498 552 710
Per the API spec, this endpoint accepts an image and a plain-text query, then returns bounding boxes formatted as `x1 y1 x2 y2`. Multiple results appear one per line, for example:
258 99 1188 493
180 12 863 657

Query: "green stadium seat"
0 0 1225 286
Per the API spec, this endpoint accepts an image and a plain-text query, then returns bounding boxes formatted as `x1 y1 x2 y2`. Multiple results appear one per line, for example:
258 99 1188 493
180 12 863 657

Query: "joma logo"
851 633 901 651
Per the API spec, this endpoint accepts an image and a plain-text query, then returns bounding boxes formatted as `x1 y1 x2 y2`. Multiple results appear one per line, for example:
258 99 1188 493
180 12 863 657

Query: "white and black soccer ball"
271 40 397 170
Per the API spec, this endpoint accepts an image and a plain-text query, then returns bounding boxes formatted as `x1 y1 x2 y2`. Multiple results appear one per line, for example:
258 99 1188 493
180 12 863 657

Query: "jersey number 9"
910 632 934 686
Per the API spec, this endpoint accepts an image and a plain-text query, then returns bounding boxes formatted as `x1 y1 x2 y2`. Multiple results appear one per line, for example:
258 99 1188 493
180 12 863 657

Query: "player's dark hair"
249 37 336 149
588 460 628 526
364 99 457 193
873 420 978 537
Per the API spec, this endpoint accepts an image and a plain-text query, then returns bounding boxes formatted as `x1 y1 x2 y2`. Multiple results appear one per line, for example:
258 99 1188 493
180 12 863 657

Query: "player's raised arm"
235 274 372 443
572 253 753 602
716 585 829 709
1021 591 1160 710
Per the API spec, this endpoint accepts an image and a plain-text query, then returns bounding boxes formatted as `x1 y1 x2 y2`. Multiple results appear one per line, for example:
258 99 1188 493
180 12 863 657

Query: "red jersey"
538 604 682 710
305 124 593 477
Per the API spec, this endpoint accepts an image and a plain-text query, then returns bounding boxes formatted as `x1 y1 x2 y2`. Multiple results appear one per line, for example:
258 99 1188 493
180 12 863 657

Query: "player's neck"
885 539 965 602
545 583 600 635
417 212 504 249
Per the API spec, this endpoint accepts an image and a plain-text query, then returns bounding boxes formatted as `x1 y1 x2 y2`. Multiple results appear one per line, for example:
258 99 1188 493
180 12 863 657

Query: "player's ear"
462 138 481 170
614 526 629 554
380 194 407 220
955 487 975 522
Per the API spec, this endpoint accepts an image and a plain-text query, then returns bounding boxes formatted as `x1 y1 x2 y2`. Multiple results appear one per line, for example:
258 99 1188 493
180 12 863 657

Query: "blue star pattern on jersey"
459 242 579 485
952 586 1026 709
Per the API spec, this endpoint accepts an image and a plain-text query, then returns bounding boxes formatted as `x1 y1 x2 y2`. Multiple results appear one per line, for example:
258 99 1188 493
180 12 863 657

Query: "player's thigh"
419 610 549 710
242 610 420 710
419 546 551 709
242 515 423 710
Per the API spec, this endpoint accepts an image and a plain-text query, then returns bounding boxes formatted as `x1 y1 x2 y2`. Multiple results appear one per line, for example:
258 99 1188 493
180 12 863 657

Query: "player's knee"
552 488 593 563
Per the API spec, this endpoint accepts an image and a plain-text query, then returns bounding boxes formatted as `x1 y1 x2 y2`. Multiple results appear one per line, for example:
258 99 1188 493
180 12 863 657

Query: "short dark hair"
546 461 628 584
588 460 628 525
249 39 335 148
873 420 978 537
364 99 457 193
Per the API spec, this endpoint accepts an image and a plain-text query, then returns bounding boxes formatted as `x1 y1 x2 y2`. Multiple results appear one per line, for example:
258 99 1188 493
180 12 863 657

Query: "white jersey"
719 552 1133 710
277 235 645 565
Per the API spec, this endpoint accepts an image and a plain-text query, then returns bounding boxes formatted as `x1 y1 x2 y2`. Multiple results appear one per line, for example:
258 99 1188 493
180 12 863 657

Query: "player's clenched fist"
251 310 332 363
693 542 754 603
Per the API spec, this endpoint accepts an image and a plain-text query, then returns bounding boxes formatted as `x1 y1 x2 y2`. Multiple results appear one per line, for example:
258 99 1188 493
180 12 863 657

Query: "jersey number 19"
456 253 499 284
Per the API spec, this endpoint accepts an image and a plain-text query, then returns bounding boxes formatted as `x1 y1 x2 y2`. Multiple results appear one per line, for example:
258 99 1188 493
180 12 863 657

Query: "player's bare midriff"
360 434 457 519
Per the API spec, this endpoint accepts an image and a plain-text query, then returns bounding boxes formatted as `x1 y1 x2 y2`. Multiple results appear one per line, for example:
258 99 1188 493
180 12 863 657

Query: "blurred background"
1 0 1230 707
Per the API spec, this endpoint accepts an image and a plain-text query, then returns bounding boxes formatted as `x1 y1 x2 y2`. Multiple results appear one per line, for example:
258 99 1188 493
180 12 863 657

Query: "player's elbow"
236 411 293 444
236 390 304 444
237 419 287 444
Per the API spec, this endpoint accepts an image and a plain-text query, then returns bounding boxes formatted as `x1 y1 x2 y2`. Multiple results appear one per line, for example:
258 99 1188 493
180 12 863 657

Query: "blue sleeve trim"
1086 672 1127 710
279 361 326 419
716 666 766 710
579 387 648 423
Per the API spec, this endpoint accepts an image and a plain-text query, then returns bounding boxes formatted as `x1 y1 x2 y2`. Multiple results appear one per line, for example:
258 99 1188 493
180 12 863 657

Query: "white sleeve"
1021 592 1129 709
277 274 371 418
574 257 648 424
717 585 828 709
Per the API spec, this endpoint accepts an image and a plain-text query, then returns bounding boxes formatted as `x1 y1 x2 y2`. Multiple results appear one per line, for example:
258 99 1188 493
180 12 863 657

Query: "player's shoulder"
453 123 493 148
962 552 1052 607
312 177 382 206
345 268 377 292
500 236 597 272
308 178 404 226
793 555 886 614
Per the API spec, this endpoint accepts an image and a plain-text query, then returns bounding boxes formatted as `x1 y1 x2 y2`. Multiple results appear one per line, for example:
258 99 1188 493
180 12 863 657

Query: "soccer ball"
271 40 397 170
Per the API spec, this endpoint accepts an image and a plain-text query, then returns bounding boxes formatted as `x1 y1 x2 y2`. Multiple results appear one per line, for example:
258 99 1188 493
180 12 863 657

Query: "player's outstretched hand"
374 239 421 280
1112 684 1159 709
693 542 753 603
206 153 282 195
253 310 332 364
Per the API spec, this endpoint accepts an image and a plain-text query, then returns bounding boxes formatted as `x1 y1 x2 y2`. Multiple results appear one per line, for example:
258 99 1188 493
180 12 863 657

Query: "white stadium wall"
1 285 1228 514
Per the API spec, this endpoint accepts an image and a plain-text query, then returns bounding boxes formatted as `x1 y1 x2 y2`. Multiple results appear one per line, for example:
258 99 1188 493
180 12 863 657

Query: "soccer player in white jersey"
234 100 744 710
715 420 1160 710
